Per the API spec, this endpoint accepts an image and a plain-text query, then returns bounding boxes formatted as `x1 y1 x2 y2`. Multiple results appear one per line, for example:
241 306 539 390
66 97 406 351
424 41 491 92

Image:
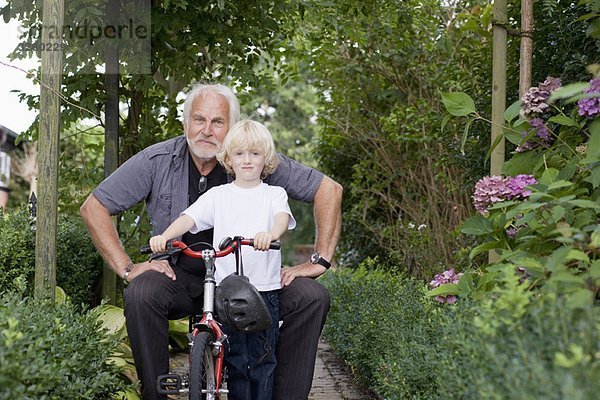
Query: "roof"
0 125 21 151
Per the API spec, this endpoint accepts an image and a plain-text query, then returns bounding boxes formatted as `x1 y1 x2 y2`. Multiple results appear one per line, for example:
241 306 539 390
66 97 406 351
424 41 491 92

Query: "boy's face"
228 147 266 186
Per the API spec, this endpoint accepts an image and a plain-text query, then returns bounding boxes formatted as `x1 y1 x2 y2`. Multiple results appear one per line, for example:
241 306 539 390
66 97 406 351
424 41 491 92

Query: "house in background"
0 124 20 209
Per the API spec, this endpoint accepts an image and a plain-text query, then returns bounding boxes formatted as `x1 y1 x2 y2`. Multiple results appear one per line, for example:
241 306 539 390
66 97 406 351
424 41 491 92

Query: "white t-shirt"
182 182 296 291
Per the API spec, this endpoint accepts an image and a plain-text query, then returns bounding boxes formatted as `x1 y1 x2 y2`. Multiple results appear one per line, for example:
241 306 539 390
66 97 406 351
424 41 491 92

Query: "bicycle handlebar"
140 237 281 260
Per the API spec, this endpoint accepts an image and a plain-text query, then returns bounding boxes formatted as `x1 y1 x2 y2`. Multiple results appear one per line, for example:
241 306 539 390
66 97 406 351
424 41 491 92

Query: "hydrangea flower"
516 118 553 152
521 77 562 118
473 174 537 215
577 78 600 118
430 268 463 304
506 174 537 199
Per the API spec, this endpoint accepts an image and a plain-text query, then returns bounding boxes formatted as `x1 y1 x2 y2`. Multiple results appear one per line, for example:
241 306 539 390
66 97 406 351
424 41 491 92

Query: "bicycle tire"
189 331 217 400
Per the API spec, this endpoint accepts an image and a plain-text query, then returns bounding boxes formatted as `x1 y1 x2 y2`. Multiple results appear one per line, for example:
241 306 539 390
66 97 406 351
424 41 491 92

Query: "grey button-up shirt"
94 136 324 235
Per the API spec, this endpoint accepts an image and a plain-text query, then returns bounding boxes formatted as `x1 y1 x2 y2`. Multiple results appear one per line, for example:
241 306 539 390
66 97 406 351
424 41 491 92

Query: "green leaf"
426 283 459 297
551 205 566 222
565 288 593 310
457 272 474 297
545 247 570 272
504 100 521 123
460 118 474 155
584 164 600 188
582 119 600 164
548 83 589 102
589 260 600 279
547 180 574 191
539 168 559 185
469 241 504 259
460 214 493 235
547 114 579 127
566 249 590 263
568 199 600 209
442 92 477 116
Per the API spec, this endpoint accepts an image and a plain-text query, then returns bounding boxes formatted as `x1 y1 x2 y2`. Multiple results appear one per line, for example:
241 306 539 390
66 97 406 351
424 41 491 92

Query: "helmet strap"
233 236 245 276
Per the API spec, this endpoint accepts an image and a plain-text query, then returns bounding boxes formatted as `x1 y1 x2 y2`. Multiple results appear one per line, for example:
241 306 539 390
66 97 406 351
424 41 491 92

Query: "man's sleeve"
266 154 324 203
272 187 297 230
93 151 154 215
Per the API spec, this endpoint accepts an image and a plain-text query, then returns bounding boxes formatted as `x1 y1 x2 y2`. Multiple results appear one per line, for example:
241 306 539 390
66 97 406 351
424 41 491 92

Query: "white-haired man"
80 83 342 400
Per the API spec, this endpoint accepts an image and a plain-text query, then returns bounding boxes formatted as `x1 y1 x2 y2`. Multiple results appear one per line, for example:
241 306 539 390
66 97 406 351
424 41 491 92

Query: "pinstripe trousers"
124 271 330 400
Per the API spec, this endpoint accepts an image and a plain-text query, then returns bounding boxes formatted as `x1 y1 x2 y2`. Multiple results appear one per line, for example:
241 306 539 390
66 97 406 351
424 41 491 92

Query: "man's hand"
126 260 177 283
280 262 327 287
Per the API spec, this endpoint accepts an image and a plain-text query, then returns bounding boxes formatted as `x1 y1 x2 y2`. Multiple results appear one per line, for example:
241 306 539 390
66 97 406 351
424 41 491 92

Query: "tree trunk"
102 0 120 304
519 0 534 97
35 0 64 301
489 0 507 263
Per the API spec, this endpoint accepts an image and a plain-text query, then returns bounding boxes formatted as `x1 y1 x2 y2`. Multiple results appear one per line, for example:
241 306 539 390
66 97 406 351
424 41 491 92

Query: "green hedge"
0 293 130 399
0 209 103 307
321 263 600 399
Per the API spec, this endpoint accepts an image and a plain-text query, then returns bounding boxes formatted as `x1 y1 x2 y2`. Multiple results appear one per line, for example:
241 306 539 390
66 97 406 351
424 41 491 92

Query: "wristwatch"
310 251 331 269
123 261 134 284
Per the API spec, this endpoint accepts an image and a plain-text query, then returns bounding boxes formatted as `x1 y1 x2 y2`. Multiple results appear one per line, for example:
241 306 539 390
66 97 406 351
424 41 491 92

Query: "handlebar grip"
140 245 152 254
269 240 281 250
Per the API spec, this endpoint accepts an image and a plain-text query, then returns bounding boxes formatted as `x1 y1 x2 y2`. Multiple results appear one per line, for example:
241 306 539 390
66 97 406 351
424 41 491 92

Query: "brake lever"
148 241 181 261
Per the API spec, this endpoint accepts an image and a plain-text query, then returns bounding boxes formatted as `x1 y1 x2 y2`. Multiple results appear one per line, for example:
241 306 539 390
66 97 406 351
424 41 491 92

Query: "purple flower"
435 295 458 304
521 77 562 118
472 176 511 215
577 78 600 118
430 268 463 304
506 227 518 238
516 118 553 152
472 175 537 214
506 174 537 199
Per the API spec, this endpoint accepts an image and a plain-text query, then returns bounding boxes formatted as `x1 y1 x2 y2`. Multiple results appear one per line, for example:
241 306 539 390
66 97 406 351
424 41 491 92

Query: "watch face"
310 252 320 264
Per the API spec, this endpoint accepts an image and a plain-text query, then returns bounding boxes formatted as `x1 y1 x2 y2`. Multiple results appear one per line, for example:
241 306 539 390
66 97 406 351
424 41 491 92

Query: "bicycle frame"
151 237 279 399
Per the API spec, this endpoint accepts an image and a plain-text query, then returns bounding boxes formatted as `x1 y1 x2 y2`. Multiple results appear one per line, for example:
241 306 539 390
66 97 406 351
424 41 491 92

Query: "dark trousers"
223 291 279 400
124 271 330 400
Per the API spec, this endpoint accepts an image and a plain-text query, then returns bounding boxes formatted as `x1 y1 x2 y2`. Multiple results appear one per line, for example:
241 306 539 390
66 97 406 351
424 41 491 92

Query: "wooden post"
519 0 534 97
489 0 507 263
101 0 120 304
35 0 64 300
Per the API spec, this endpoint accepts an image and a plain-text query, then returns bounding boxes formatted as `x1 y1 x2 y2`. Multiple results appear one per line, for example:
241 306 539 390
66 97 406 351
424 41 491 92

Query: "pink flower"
430 268 463 304
473 175 537 214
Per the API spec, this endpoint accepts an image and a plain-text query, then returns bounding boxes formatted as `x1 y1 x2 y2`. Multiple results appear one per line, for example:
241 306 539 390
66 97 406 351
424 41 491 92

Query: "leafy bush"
0 208 103 307
0 293 130 399
322 261 439 399
322 265 600 399
439 75 600 310
435 281 600 400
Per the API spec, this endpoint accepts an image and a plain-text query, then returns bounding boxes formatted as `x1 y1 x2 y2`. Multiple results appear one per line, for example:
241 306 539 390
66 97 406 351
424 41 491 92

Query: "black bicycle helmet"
215 274 272 332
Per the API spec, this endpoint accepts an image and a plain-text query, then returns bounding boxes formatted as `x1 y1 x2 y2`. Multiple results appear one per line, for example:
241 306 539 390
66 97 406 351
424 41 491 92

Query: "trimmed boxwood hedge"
0 208 103 307
321 262 600 399
0 293 130 399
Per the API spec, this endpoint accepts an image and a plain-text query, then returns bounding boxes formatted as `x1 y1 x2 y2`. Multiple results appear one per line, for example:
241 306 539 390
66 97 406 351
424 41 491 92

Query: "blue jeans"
223 290 279 400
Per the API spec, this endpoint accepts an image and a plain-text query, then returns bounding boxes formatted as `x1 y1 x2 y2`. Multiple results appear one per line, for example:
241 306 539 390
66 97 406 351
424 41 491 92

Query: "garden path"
169 337 372 399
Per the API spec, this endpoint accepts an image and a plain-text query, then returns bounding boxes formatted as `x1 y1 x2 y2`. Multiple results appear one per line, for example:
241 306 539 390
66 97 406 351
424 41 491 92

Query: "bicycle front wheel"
189 331 217 400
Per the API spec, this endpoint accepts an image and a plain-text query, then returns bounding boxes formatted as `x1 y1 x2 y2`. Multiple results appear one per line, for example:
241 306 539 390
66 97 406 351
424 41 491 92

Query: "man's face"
184 92 230 162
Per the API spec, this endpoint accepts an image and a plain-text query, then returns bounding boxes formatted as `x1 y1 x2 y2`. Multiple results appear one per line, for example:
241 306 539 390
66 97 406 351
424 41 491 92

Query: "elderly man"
80 83 342 400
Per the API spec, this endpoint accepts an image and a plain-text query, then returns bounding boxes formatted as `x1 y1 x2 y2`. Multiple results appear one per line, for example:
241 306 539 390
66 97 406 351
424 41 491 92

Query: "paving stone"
168 336 372 399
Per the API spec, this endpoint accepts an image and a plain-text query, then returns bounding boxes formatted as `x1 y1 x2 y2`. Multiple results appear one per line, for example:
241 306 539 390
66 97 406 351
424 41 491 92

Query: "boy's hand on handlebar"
253 232 274 251
149 235 168 253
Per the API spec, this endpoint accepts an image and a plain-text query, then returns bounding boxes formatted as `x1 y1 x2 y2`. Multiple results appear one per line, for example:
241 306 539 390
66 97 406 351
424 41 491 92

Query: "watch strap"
315 256 331 269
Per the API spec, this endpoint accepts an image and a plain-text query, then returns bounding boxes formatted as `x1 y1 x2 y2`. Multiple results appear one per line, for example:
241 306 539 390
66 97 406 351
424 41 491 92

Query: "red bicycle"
141 236 279 400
